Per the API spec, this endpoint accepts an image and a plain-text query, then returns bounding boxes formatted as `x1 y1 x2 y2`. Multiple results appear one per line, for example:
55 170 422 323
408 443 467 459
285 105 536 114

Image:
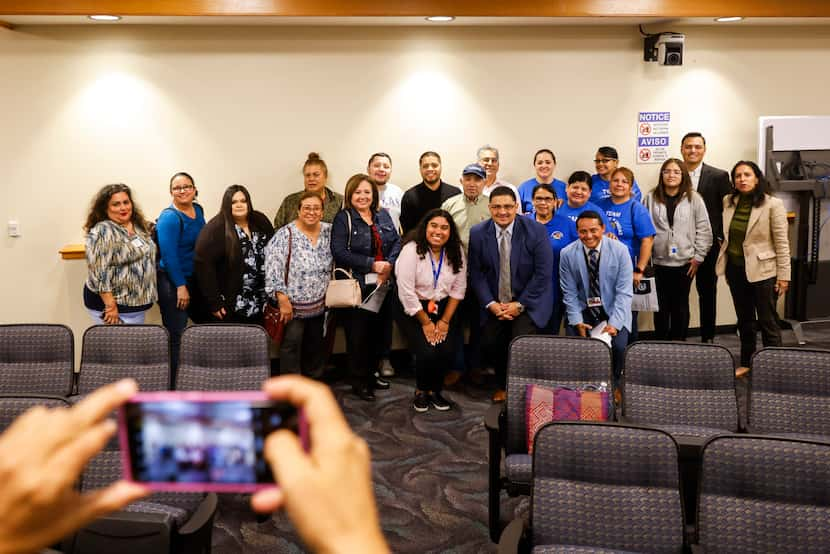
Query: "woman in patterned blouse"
83 184 157 325
194 185 274 324
265 191 333 378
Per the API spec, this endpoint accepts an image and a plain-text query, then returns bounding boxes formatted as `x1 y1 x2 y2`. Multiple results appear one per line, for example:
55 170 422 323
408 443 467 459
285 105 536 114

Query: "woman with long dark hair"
83 184 156 325
645 158 712 340
194 185 274 324
395 208 466 412
717 161 790 372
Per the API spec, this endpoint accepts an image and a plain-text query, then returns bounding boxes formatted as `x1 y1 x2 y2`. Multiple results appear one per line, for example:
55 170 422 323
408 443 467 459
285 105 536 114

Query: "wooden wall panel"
1 0 829 17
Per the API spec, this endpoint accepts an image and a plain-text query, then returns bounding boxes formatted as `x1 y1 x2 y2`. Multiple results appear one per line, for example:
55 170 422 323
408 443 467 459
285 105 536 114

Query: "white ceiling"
2 15 830 26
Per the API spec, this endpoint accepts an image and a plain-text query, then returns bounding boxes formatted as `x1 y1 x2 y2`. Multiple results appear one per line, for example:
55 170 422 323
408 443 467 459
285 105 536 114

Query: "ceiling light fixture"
88 15 121 21
715 16 743 22
425 16 455 22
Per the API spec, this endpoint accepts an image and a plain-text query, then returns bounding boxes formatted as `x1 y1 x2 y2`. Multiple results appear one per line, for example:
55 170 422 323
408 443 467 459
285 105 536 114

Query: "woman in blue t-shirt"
517 149 568 214
598 166 656 340
526 182 575 334
156 171 206 372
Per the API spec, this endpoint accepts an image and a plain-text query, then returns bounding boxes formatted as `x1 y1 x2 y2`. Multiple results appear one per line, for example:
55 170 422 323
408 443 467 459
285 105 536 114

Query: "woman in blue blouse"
83 184 156 325
194 185 274 325
265 191 333 379
331 173 401 401
156 171 205 371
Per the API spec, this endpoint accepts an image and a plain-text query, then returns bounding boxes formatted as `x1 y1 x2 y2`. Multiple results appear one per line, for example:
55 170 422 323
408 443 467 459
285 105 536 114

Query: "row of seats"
497 422 830 553
0 323 271 395
0 323 275 554
486 336 830 541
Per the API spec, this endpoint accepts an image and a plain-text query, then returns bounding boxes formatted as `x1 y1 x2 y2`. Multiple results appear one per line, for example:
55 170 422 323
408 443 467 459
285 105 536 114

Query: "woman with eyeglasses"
597 166 656 341
194 185 274 325
644 158 712 341
264 191 333 379
517 149 567 214
155 172 206 371
590 146 643 204
527 182 574 334
83 184 156 325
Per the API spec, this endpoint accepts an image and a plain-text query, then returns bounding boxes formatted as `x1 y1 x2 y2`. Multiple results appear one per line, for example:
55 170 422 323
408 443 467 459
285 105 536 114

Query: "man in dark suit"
681 132 732 343
469 186 553 402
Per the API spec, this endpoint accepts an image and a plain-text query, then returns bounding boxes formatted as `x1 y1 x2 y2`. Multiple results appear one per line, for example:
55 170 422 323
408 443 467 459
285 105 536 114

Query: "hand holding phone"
251 376 389 554
119 391 306 493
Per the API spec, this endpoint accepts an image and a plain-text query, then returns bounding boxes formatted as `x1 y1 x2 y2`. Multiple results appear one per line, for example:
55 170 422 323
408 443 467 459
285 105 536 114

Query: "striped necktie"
587 248 602 321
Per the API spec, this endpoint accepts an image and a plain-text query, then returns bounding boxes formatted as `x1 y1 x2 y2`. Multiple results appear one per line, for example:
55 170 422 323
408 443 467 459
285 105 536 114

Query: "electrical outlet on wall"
7 220 21 237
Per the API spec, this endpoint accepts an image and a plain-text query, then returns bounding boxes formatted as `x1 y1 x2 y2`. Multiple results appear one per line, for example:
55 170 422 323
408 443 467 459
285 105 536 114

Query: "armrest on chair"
178 493 218 535
485 402 505 433
497 517 527 554
64 511 172 553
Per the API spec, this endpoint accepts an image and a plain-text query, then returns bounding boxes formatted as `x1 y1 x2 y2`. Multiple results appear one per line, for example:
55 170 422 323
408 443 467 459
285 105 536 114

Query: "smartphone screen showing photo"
121 392 300 491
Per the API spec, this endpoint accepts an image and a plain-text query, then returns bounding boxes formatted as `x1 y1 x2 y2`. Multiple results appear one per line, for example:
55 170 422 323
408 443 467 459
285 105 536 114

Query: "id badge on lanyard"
428 249 444 315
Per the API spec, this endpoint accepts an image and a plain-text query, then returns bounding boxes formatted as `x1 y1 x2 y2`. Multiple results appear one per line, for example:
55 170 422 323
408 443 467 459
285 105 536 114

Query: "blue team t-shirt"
556 201 610 229
526 211 577 304
590 174 643 204
518 178 567 214
597 197 656 265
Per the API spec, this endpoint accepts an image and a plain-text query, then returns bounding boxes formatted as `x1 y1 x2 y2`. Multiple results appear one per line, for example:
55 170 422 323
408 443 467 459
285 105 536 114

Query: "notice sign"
637 111 671 164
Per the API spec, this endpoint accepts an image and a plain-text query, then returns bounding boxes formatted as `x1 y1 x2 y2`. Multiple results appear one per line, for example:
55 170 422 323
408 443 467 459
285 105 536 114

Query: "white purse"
325 267 363 308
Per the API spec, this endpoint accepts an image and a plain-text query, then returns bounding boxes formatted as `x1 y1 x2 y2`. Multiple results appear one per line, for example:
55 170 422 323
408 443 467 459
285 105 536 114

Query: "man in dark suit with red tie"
468 186 553 402
681 132 732 343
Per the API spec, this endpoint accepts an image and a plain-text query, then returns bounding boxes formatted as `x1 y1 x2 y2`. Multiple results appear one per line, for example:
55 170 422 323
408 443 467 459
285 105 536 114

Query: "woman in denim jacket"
331 173 401 401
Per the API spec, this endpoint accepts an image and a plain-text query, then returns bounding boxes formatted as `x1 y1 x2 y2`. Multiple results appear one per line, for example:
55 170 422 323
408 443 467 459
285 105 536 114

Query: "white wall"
2 23 829 356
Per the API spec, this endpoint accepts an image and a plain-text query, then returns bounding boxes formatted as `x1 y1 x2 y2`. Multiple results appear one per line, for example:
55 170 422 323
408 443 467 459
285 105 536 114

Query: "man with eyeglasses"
477 144 522 213
468 186 553 402
680 132 731 344
590 146 643 204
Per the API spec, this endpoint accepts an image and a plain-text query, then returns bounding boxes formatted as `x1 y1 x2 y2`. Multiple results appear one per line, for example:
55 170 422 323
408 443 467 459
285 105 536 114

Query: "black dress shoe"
374 372 391 390
353 386 376 401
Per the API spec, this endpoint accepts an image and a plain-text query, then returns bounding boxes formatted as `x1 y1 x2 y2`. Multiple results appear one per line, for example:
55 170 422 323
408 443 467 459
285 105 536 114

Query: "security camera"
657 33 684 65
643 32 685 65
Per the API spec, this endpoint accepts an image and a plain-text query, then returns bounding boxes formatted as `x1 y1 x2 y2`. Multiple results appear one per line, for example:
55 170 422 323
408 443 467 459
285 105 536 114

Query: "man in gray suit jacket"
560 211 633 380
681 132 732 343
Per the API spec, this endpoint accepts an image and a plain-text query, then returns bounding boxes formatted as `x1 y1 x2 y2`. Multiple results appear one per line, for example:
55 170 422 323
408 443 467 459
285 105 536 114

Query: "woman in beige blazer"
716 161 790 369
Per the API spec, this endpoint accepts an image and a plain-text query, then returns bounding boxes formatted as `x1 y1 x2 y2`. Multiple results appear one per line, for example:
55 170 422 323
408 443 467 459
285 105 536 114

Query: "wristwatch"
516 303 525 313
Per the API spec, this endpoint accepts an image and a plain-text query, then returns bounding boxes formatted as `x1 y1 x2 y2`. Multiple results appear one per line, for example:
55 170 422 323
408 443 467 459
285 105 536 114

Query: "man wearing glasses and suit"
468 186 553 402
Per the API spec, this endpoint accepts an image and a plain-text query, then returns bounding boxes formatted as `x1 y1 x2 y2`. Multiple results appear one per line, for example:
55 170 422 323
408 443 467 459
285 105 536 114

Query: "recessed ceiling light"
425 16 455 22
88 15 121 22
715 16 743 22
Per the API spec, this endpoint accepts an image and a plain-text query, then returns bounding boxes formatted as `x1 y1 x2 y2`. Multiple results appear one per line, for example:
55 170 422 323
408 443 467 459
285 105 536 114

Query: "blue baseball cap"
462 163 486 179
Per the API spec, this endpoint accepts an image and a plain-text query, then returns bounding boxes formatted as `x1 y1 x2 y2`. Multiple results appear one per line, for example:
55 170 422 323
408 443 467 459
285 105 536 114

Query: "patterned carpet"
211 322 830 553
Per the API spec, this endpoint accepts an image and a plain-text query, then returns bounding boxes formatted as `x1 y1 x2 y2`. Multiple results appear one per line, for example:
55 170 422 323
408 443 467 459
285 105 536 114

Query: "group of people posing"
82 135 791 409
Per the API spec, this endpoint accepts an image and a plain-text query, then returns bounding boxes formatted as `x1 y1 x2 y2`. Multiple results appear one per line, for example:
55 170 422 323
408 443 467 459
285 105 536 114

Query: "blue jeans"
157 270 190 373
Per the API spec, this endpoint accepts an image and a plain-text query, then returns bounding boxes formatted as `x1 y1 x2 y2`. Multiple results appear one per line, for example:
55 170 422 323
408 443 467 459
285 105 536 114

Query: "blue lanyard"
429 248 444 290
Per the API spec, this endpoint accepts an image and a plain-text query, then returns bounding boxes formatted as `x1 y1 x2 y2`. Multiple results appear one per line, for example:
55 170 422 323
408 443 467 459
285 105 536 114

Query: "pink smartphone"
118 391 307 493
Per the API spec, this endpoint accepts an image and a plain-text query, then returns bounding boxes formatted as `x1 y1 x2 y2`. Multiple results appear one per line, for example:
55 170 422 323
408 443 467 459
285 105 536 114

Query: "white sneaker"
380 358 395 377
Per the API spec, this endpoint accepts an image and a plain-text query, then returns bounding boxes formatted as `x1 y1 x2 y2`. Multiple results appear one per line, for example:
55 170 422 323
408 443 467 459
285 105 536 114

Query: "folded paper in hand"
590 320 612 347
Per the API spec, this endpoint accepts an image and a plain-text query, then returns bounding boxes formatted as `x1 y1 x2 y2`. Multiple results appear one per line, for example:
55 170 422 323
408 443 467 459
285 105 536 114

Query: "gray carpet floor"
211 322 830 553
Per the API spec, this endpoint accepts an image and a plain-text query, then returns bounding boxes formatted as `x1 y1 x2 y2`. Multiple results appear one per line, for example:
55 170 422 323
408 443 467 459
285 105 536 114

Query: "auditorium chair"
0 324 74 396
176 324 270 391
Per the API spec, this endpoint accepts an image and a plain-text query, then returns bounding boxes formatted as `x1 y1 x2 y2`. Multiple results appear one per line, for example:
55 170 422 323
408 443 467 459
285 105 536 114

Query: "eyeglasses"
593 158 617 164
171 185 195 193
300 206 323 213
533 196 556 203
489 203 517 211
661 170 683 176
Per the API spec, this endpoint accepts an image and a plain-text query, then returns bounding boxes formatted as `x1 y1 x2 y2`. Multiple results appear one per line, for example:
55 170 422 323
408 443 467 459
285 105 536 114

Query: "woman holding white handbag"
645 158 712 341
331 173 401 401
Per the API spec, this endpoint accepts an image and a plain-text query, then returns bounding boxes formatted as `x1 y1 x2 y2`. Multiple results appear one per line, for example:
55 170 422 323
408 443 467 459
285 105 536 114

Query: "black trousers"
654 264 693 341
340 307 380 390
279 314 325 379
397 298 460 392
481 311 538 389
695 245 720 341
725 261 782 366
